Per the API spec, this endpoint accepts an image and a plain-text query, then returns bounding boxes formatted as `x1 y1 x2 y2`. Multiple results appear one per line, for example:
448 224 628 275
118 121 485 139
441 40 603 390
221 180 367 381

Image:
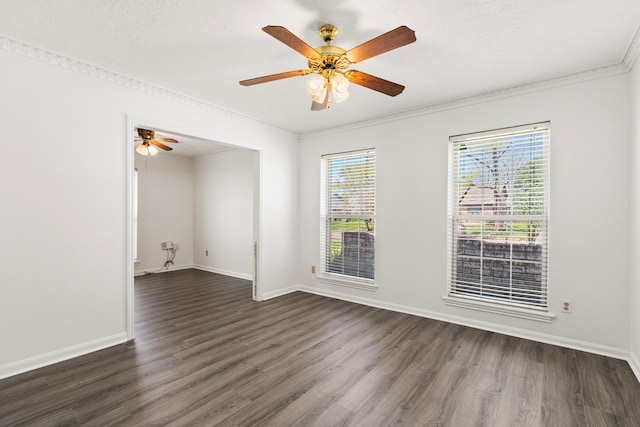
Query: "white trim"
0 332 127 380
2 32 639 140
317 274 377 291
442 295 555 323
296 284 629 361
193 265 254 281
630 351 640 383
125 117 135 340
262 286 299 300
623 25 640 71
134 263 194 277
253 149 264 302
133 263 253 280
300 64 626 140
0 35 294 137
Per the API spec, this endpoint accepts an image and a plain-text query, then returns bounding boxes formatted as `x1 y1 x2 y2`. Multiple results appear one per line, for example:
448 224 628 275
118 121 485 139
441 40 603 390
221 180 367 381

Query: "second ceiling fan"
135 128 178 156
240 24 416 110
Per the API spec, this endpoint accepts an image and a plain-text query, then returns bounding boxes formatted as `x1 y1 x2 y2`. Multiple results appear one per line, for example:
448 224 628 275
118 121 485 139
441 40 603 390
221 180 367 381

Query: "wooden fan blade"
346 70 405 97
240 69 309 86
154 138 178 143
345 26 416 64
151 140 172 151
262 26 322 59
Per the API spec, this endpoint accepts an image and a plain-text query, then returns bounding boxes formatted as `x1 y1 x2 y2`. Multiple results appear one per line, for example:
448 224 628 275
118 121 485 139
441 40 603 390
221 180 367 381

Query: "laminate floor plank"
490 339 545 427
308 403 355 427
1 269 639 426
609 357 640 424
413 361 475 425
27 407 80 427
541 344 588 427
583 405 628 427
576 351 628 417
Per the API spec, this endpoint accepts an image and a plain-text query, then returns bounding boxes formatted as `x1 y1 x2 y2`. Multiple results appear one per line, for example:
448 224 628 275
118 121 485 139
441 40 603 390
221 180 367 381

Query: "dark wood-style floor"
1 269 639 426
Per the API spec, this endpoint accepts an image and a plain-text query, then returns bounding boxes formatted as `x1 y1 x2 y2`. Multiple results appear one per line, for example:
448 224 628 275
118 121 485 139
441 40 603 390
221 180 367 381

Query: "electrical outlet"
205 250 209 256
311 265 316 274
561 299 572 313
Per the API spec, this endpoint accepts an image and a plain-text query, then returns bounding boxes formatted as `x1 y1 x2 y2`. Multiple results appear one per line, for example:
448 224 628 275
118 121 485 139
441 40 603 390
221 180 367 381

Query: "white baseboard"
262 286 298 301
0 332 128 380
297 285 630 362
134 263 193 276
193 264 253 281
630 351 640 383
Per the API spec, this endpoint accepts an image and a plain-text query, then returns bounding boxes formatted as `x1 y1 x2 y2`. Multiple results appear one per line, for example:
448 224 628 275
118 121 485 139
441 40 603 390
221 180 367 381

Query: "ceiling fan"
135 128 178 156
240 24 416 110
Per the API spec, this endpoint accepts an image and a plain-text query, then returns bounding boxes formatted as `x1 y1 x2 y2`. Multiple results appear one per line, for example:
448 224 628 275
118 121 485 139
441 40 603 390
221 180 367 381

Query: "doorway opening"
125 117 262 339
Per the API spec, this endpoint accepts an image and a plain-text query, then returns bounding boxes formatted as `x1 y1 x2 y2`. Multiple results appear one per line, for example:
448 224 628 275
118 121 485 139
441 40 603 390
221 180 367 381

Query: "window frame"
444 122 554 322
319 149 377 290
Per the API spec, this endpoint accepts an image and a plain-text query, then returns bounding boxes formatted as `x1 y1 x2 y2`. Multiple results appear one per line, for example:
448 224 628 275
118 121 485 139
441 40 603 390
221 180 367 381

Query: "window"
446 123 550 320
320 149 376 288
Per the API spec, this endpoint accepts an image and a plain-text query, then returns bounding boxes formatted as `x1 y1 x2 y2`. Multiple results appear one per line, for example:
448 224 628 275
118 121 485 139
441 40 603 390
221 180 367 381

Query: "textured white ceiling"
1 0 639 134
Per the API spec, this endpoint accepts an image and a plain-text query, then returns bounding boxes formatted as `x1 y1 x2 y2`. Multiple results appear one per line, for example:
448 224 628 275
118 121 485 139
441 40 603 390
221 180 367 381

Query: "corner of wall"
629 60 640 383
630 352 640 383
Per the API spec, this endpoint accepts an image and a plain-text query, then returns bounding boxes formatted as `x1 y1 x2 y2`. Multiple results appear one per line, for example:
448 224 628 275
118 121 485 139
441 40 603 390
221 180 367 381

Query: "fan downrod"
319 25 338 44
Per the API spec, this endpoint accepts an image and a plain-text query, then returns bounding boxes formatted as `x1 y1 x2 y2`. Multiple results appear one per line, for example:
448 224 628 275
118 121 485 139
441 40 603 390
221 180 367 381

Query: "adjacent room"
133 129 257 283
1 1 640 425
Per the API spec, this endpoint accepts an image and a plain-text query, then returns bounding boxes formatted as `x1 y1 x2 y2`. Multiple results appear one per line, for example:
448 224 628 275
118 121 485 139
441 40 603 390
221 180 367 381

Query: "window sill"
317 273 377 291
442 295 555 323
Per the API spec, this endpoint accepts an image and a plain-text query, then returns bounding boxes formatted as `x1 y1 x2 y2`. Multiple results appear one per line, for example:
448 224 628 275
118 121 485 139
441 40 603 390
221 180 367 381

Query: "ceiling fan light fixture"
332 88 349 103
136 143 159 156
306 74 326 96
331 73 350 103
331 73 349 93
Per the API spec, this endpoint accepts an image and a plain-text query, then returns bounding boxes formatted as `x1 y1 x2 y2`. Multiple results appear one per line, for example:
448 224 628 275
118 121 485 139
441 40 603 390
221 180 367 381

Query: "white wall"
630 62 640 373
134 154 194 274
298 74 632 354
0 46 298 377
193 149 255 279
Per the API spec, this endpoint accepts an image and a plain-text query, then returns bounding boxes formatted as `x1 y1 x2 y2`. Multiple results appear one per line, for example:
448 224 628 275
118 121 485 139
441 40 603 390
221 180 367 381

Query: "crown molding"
3 24 639 142
0 34 295 137
623 25 640 71
300 62 627 140
301 23 640 140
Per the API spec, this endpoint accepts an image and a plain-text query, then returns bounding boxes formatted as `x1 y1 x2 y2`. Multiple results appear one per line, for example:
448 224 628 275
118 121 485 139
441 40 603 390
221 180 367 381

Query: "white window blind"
448 123 550 310
320 149 376 284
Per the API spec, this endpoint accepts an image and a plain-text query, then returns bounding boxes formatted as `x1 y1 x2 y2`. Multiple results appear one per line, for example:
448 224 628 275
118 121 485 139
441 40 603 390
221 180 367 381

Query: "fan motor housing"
309 45 350 72
138 128 155 140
